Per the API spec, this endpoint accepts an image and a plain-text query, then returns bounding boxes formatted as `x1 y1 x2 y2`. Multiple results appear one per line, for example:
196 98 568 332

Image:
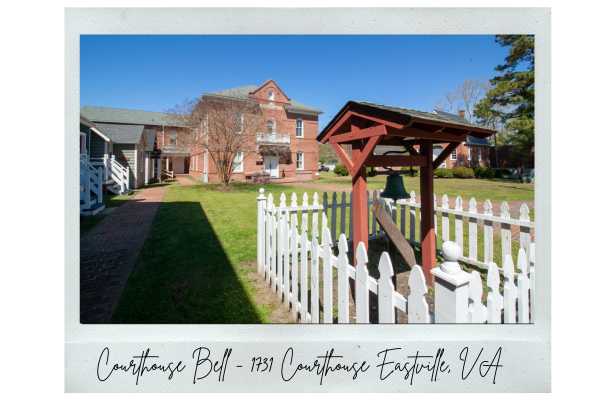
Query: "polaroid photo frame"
65 7 550 392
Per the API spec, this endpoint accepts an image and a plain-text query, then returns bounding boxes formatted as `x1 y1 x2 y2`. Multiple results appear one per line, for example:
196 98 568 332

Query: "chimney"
458 109 466 119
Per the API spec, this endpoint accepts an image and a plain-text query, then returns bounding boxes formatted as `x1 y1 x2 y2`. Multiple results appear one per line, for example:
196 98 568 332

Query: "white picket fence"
256 188 535 324
270 189 534 270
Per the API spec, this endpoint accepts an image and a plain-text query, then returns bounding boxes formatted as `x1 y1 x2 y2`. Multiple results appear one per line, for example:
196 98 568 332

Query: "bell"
380 172 410 202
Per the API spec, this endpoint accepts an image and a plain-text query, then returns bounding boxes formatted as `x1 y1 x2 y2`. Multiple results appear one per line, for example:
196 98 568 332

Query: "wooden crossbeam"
350 135 382 176
330 124 387 143
330 141 354 173
364 154 427 167
432 142 460 169
373 201 417 267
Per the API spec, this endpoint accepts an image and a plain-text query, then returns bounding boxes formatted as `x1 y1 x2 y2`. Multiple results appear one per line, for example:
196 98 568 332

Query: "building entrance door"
264 155 279 178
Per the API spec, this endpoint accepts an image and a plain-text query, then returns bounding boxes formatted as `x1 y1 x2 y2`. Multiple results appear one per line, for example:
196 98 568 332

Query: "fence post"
257 188 266 274
431 241 471 323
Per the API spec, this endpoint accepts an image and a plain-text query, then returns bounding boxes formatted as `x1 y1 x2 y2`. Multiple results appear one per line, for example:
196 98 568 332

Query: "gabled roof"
81 106 188 127
94 123 145 144
359 102 491 132
434 110 491 146
249 79 290 101
204 82 322 115
318 101 494 142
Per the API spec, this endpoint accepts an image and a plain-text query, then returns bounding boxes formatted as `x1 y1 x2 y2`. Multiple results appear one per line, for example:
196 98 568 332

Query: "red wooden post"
351 143 369 260
419 141 436 283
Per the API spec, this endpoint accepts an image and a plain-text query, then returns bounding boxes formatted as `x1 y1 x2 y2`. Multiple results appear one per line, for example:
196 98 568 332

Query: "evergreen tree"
475 35 534 164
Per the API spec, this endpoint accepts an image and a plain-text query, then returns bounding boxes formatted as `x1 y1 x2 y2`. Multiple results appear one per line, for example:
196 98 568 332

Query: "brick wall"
189 81 320 183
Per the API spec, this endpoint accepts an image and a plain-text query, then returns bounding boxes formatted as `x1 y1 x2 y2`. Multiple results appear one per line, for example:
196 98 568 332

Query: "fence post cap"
257 187 266 200
440 241 462 274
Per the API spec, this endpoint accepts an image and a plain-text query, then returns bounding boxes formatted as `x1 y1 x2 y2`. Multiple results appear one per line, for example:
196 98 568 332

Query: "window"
233 152 244 173
478 148 483 162
235 113 244 134
450 149 457 160
266 119 275 134
268 90 275 101
467 147 471 161
169 131 177 145
296 151 304 170
296 118 304 137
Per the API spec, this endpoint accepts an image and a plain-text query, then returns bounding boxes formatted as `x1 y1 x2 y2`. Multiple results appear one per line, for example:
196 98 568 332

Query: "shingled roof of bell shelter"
94 123 145 144
81 106 189 127
204 84 322 114
433 109 492 146
318 101 495 142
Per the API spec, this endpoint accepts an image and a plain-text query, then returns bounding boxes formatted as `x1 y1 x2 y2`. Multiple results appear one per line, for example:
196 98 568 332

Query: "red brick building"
431 110 492 169
189 80 322 183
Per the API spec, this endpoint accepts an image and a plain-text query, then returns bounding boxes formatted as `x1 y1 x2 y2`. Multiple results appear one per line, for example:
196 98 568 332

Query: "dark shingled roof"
433 110 491 146
359 102 490 131
204 85 322 114
318 101 495 142
81 106 188 127
94 123 145 144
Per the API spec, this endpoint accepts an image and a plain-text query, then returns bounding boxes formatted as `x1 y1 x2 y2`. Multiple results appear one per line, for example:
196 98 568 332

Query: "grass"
315 172 534 203
112 182 304 323
79 191 137 235
112 176 534 323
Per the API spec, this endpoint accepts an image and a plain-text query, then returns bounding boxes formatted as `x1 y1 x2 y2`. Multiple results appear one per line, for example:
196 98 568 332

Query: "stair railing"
109 155 130 193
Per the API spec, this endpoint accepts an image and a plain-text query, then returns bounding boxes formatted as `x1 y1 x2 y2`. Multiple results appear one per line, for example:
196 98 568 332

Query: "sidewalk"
80 184 167 323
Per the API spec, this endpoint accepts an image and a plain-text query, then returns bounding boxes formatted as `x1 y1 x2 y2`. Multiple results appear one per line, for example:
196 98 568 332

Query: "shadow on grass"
110 198 264 324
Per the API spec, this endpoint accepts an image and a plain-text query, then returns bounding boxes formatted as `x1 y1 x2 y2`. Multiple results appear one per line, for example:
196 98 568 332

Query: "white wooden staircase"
80 155 105 215
90 155 131 195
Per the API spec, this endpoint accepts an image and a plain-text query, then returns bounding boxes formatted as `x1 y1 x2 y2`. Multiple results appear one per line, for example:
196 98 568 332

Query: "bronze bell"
380 172 410 202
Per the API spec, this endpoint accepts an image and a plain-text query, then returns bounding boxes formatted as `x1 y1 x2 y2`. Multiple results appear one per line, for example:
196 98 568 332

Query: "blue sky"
80 35 508 126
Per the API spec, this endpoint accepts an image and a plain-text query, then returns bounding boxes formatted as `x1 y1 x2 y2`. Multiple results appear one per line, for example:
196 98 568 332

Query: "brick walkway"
80 185 167 323
175 175 196 186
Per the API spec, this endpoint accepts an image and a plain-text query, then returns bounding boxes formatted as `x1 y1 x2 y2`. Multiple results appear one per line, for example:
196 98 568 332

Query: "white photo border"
65 7 550 392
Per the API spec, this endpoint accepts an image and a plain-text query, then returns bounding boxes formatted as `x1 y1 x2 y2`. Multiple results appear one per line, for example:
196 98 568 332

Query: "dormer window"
267 90 275 101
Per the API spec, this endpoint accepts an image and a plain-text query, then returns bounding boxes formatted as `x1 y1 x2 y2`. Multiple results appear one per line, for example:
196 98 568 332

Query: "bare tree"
173 97 263 186
436 79 490 121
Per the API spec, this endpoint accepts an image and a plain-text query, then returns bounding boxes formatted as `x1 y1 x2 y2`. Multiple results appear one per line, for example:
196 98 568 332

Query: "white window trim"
296 151 304 170
233 152 244 173
296 118 304 138
267 119 276 134
467 147 471 161
268 90 275 101
450 149 457 160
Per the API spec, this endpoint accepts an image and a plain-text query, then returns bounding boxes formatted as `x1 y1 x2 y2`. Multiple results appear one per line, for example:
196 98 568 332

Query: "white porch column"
144 154 149 185
431 241 471 323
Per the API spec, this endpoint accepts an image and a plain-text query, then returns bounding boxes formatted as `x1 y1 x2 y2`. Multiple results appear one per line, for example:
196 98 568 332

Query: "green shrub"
333 163 349 176
367 166 377 177
434 168 454 178
400 166 419 177
451 166 475 179
493 168 512 179
474 166 494 179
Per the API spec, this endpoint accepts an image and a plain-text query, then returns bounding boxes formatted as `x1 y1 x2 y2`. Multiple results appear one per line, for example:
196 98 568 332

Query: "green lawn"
316 172 534 203
112 183 303 323
112 176 534 323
